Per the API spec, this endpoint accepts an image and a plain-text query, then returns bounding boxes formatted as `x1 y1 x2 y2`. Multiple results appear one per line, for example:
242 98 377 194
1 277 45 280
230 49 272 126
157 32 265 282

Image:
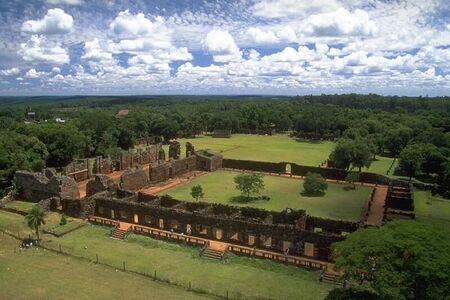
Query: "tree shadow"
343 186 356 191
295 138 323 144
230 195 270 203
300 191 325 197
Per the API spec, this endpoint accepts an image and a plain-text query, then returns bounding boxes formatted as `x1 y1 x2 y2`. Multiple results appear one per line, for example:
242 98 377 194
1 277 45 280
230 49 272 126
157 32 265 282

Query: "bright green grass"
0 211 332 300
160 170 372 221
366 156 397 176
4 200 35 211
0 234 211 300
165 134 334 166
414 191 450 226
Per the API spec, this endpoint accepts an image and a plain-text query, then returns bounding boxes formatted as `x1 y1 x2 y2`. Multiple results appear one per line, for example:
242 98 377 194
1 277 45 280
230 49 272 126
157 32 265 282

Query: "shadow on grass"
295 138 324 144
230 195 270 203
342 186 356 191
300 191 325 197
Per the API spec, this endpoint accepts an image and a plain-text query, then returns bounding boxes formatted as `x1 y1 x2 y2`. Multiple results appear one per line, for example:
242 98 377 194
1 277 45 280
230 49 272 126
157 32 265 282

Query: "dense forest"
1 94 449 197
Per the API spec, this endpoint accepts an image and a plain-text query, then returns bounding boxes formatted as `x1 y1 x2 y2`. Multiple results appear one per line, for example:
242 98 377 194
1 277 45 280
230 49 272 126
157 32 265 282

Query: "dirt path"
365 185 388 226
139 171 207 195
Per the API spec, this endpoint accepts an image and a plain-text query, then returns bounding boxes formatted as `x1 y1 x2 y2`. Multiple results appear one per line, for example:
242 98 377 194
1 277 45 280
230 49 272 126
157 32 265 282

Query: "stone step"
323 273 343 285
203 247 226 260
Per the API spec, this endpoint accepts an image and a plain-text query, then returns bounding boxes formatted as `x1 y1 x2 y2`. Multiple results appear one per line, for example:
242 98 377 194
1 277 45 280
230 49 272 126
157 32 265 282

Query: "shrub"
60 213 67 226
303 172 328 196
190 185 204 201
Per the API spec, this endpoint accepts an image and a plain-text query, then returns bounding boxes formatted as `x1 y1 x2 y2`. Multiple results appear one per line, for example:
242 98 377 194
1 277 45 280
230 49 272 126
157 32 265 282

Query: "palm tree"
25 205 46 241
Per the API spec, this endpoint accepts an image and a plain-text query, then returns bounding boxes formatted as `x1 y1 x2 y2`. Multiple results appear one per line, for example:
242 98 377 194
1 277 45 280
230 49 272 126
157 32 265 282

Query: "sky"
0 0 449 96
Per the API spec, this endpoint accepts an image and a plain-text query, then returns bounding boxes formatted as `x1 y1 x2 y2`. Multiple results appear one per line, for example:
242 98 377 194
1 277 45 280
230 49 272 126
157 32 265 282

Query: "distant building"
117 109 129 117
26 111 36 122
56 117 66 123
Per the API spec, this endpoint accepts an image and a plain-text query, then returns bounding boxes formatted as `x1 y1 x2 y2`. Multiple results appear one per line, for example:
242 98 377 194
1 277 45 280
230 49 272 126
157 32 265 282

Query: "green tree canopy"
190 184 204 201
25 205 46 241
303 172 328 195
234 173 265 199
0 131 48 182
332 220 450 300
398 144 425 180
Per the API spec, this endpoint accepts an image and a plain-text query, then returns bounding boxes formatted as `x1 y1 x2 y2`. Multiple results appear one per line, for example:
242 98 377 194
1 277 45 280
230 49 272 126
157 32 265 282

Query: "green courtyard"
159 170 373 221
164 134 397 175
0 210 333 300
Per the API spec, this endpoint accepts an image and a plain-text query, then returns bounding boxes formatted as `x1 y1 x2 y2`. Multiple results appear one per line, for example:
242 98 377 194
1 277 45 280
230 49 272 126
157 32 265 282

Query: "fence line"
0 229 262 300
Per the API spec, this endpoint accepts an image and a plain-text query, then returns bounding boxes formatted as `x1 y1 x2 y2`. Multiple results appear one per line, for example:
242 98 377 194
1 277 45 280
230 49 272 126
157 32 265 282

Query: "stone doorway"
133 214 139 223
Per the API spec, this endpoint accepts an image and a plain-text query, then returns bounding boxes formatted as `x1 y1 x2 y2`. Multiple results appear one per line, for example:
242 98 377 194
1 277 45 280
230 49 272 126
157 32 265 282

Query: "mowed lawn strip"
160 170 372 221
0 211 332 300
0 234 212 300
414 191 450 226
165 134 334 166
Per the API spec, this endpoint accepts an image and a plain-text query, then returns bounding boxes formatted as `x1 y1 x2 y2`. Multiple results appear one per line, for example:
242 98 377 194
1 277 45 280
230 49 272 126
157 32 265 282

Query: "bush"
60 213 67 226
303 172 328 196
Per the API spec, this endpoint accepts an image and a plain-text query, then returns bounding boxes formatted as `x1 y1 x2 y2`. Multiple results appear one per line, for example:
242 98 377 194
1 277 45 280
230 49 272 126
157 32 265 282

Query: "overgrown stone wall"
196 150 223 171
87 193 355 261
119 166 149 191
223 158 391 185
15 168 80 202
64 159 90 181
86 174 117 197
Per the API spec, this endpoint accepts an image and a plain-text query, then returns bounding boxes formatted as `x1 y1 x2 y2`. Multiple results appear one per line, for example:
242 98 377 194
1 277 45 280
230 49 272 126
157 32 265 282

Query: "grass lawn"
0 210 333 300
160 170 372 221
0 234 211 300
414 191 450 226
4 200 35 212
366 156 397 176
165 134 335 166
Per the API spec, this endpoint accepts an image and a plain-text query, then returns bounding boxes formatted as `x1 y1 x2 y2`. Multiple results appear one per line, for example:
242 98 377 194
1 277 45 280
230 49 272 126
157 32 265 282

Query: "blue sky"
0 0 449 96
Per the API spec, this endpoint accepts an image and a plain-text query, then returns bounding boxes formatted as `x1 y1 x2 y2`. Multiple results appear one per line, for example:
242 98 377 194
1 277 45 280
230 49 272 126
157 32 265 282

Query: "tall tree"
234 173 265 199
398 145 424 180
25 205 46 241
332 221 450 300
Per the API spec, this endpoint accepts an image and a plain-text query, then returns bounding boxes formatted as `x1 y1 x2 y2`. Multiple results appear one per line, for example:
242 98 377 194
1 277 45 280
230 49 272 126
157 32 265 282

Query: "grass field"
0 210 333 300
167 134 334 166
0 234 211 300
159 170 372 221
414 191 450 226
162 134 396 175
4 200 35 211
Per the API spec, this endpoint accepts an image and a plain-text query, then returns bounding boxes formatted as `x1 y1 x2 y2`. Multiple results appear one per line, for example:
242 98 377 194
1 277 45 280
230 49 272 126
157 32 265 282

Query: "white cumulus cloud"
22 8 74 35
204 30 242 63
0 67 20 76
45 0 82 5
306 8 378 37
252 0 340 19
19 35 70 65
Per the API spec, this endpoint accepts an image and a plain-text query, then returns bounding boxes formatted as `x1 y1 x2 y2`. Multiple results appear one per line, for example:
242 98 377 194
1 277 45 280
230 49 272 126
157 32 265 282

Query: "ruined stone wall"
171 155 197 177
94 157 114 174
92 194 351 260
137 144 159 165
149 161 172 183
64 159 90 182
86 174 117 197
119 166 149 191
196 151 223 171
15 168 80 202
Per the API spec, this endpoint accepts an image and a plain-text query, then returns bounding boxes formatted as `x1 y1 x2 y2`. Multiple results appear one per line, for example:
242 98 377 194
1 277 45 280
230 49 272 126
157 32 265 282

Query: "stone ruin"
158 148 166 161
168 141 181 159
78 192 358 261
119 166 149 192
186 142 195 157
15 168 80 202
86 174 117 197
